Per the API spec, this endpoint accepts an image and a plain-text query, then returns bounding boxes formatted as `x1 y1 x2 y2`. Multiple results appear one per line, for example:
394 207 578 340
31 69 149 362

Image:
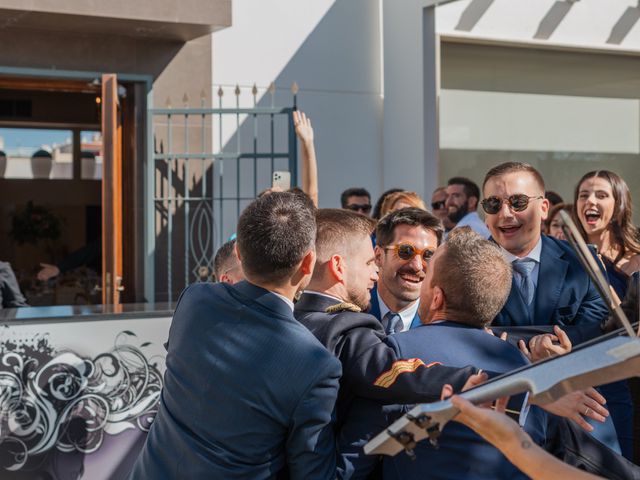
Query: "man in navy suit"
130 192 342 479
482 162 608 327
369 208 440 332
381 229 543 479
346 229 634 480
481 162 627 457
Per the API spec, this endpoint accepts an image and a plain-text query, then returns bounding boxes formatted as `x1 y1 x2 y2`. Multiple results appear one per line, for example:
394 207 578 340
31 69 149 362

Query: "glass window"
439 43 640 222
0 128 73 179
80 131 102 180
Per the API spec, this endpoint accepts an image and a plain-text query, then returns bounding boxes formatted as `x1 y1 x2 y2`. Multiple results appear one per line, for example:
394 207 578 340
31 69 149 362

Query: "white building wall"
437 0 640 51
381 0 433 197
381 0 640 200
211 0 383 208
211 0 640 211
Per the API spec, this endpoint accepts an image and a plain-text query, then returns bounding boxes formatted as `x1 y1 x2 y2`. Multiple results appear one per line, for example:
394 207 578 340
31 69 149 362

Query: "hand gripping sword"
365 214 640 458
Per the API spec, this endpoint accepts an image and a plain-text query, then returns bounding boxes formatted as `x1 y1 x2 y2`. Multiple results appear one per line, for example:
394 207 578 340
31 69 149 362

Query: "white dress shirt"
377 291 419 332
500 237 543 289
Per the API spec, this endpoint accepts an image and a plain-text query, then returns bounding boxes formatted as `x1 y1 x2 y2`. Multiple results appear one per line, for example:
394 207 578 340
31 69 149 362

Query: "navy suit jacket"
130 281 341 480
340 322 546 480
492 235 609 327
368 285 421 329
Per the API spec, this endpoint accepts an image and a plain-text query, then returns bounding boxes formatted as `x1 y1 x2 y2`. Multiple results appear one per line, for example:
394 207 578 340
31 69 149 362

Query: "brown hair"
380 191 427 217
431 227 512 327
315 209 376 262
214 239 237 280
544 203 572 234
483 162 545 193
573 170 640 264
376 208 443 247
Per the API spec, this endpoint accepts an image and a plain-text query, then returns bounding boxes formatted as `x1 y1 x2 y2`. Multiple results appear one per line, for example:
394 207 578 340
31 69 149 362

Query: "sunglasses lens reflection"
509 195 529 212
397 244 415 260
482 197 502 214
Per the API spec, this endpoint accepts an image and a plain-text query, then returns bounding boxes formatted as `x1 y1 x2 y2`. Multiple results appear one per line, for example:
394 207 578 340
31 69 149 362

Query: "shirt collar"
500 236 542 264
377 290 419 331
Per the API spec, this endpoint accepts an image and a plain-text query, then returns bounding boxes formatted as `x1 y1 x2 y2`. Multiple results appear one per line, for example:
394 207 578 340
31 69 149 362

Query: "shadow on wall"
154 0 383 301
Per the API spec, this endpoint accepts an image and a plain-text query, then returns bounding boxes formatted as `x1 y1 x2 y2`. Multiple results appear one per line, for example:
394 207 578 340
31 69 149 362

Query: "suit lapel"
503 277 531 326
534 236 568 325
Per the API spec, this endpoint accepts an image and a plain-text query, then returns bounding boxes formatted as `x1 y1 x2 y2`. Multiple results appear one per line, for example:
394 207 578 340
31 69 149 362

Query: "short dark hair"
315 209 376 262
372 188 403 220
483 162 545 193
376 208 444 247
341 187 371 208
447 177 480 200
214 240 237 280
432 227 512 327
545 191 563 206
237 192 316 283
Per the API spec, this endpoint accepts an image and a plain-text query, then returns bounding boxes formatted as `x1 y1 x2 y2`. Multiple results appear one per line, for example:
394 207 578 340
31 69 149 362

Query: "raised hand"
293 110 314 146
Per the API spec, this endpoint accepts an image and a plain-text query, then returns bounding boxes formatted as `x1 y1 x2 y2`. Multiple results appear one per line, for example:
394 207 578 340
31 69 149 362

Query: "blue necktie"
383 312 402 335
512 258 536 305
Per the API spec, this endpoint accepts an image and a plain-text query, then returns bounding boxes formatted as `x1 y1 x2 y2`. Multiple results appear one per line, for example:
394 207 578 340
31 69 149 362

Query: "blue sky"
0 128 99 153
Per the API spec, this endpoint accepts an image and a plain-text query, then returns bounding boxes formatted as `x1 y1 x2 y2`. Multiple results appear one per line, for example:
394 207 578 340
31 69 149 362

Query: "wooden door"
101 74 123 306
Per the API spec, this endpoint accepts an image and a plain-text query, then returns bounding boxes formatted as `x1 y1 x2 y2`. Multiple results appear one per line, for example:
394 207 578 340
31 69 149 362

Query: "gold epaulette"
325 302 362 314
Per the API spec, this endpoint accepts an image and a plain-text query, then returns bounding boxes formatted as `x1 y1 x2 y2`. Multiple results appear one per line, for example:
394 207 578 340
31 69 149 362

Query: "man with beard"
294 209 480 478
431 186 455 234
344 230 637 480
445 176 490 238
368 208 439 333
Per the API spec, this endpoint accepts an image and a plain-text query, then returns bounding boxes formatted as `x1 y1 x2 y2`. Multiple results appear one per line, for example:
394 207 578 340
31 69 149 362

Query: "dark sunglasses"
346 203 372 214
481 194 544 215
431 200 446 210
385 243 435 264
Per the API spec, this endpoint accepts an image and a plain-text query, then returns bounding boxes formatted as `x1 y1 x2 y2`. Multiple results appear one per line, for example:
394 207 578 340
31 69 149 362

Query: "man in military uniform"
294 208 478 424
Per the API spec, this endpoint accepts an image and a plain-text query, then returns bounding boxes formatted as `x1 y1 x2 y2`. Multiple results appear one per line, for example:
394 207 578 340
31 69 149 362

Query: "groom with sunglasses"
369 208 440 333
482 162 608 327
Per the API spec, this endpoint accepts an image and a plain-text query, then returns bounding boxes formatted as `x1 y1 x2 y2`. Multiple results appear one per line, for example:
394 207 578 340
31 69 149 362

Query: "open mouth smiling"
583 208 601 226
498 224 522 235
398 272 424 284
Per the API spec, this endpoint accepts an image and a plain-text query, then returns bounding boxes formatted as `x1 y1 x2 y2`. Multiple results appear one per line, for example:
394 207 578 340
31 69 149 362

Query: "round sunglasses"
384 243 435 264
481 194 543 215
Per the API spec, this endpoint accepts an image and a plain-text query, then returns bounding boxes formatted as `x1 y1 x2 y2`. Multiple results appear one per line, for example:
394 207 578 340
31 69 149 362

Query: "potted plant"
10 201 63 262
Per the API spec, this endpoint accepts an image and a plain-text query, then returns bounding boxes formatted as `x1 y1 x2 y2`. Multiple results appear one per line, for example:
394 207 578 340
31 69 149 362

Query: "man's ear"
468 196 479 211
540 198 550 221
300 250 316 276
431 286 445 311
374 245 384 267
327 254 346 282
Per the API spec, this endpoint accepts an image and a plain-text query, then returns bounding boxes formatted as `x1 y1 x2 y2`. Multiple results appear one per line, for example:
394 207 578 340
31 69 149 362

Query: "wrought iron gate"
149 84 298 302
